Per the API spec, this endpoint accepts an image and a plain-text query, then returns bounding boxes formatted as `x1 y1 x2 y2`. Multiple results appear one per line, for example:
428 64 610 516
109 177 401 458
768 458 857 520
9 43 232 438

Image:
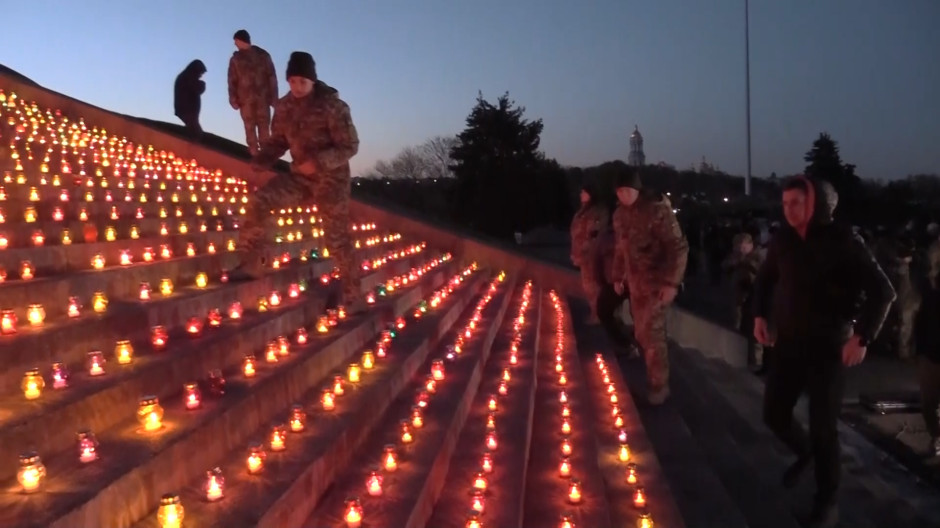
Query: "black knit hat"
286 52 317 82
233 29 250 44
614 171 643 191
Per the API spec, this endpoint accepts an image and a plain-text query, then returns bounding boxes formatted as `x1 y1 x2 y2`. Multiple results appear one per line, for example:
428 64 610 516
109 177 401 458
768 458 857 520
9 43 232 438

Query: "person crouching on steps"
570 180 609 323
232 51 364 313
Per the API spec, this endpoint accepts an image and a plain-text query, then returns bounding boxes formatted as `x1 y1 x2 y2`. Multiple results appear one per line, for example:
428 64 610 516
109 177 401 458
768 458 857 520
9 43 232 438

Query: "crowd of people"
173 30 364 312
571 170 939 527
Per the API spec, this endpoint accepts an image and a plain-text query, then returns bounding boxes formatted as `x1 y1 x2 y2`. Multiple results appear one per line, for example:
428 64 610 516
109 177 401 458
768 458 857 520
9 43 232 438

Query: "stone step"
301 272 513 528
593 329 747 527
567 299 686 528
667 349 802 528
0 258 462 528
0 244 414 394
683 349 940 528
0 215 237 248
426 281 539 528
522 292 613 528
0 254 446 482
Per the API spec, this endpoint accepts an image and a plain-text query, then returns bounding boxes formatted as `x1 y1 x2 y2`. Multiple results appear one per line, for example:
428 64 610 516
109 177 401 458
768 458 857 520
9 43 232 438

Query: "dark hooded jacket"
753 177 896 344
174 60 207 118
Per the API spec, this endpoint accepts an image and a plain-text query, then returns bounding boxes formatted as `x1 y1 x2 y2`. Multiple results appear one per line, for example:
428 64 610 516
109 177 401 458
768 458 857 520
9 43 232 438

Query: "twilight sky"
2 0 937 180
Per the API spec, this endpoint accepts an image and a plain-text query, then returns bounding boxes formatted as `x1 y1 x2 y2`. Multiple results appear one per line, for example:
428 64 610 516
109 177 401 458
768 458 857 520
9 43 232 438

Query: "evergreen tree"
804 132 862 222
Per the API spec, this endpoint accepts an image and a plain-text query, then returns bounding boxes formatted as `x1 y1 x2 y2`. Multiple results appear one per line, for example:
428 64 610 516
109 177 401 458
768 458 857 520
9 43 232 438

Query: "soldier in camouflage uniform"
235 51 362 309
612 172 689 404
570 181 610 322
228 30 278 155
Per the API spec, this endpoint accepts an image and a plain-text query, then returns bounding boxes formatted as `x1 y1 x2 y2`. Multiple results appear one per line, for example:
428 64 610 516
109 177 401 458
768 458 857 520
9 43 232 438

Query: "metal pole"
745 0 752 196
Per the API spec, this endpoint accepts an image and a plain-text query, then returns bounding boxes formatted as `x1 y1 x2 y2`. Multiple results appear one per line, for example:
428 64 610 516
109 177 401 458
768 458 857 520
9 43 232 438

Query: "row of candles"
462 278 531 528
14 247 436 404
594 353 655 528
1 90 251 193
12 253 459 510
155 264 480 528
341 269 504 527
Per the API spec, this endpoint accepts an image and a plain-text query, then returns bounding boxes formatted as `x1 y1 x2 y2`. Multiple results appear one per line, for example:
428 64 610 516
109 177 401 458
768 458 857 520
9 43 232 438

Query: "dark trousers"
763 338 845 504
178 113 203 140
596 283 635 350
919 356 940 439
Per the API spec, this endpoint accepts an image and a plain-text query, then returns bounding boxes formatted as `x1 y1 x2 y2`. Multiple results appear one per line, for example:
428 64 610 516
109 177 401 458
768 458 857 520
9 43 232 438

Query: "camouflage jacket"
612 192 689 292
255 81 360 181
228 45 278 110
730 249 764 304
570 203 609 267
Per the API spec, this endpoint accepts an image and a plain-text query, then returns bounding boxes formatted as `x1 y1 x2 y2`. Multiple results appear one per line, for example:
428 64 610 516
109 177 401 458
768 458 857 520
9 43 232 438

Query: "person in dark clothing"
753 175 896 528
914 240 940 457
174 60 207 139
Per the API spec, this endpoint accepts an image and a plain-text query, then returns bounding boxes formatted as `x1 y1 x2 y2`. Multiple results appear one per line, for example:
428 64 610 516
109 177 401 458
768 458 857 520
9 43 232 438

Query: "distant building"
628 125 645 166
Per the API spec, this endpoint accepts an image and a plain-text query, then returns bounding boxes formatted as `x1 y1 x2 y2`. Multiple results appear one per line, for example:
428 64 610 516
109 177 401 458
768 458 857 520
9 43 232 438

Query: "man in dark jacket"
174 60 207 139
754 176 896 527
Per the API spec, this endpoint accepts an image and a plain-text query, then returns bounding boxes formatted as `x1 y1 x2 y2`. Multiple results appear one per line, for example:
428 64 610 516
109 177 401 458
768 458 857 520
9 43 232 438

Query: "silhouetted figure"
174 60 207 139
914 239 940 457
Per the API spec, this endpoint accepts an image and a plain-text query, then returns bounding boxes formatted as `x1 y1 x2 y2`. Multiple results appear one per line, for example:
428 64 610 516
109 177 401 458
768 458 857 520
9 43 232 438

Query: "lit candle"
0 309 15 334
562 439 572 456
91 253 105 269
400 420 414 444
184 382 201 410
88 351 106 376
295 328 308 344
619 443 631 462
465 512 483 528
186 316 202 336
481 452 493 473
51 362 70 389
431 359 445 381
288 283 300 298
485 431 498 451
228 302 243 319
115 340 134 364
16 452 46 493
559 513 576 528
317 316 329 333
92 291 108 313
139 281 152 300
21 368 44 400
361 351 375 369
567 478 582 503
243 355 256 377
561 404 571 418
633 487 647 509
561 418 572 435
77 430 99 463
343 497 363 528
195 272 207 288
157 493 184 528
322 389 335 410
471 491 486 514
366 469 383 496
425 376 436 393
383 445 398 471
637 512 654 528
498 381 508 396
247 443 265 474
160 278 173 296
333 375 345 395
269 291 281 306
472 471 488 491
20 260 34 280
119 250 132 265
204 468 224 501
559 457 572 477
151 326 168 349
208 309 223 327
137 395 164 432
502 368 511 382
486 413 496 430
411 405 424 428
348 363 361 383
269 424 287 451
626 463 639 485
290 404 306 432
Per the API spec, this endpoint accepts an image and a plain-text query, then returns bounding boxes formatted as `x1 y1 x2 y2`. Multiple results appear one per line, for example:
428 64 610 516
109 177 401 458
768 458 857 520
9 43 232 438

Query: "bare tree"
362 136 458 180
421 136 458 180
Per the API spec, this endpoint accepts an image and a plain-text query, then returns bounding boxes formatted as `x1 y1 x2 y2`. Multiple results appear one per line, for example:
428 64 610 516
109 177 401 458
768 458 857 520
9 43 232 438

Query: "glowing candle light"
184 382 201 410
151 325 168 349
561 418 571 435
130 225 140 239
615 413 624 428
483 430 498 451
160 278 173 296
567 479 582 503
411 405 424 428
51 362 70 389
332 375 345 395
431 359 445 381
288 283 300 298
361 350 375 370
207 308 223 327
137 395 164 432
228 301 243 319
471 491 486 514
21 368 44 400
322 389 335 410
561 404 571 418
247 443 265 474
465 512 483 528
195 272 207 288
559 373 568 385
115 340 134 365
425 376 436 393
488 395 498 412
559 513 576 528
0 309 15 334
289 405 306 432
472 471 488 491
186 316 203 336
88 351 106 376
366 469 383 496
268 291 281 306
27 304 45 326
559 391 568 403
204 467 224 501
383 445 398 471
16 452 46 493
345 362 361 383
618 442 632 462
559 456 572 477
77 430 99 463
160 244 172 259
343 497 363 528
243 355 256 377
31 230 44 246
269 424 287 451
625 463 639 485
20 260 34 280
316 316 329 333
636 512 654 528
498 380 508 395
502 368 511 382
562 439 572 456
295 327 308 344
486 413 496 430
633 487 647 509
618 429 628 443
157 493 184 528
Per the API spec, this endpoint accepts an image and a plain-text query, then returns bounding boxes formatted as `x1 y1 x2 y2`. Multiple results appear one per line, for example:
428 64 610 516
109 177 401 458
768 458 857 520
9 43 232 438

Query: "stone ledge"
426 282 539 528
303 273 511 528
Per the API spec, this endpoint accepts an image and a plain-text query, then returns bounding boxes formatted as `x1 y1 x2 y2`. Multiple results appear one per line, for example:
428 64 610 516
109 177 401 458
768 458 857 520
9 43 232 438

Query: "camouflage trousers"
239 172 360 301
578 254 603 317
240 105 271 155
629 288 670 391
